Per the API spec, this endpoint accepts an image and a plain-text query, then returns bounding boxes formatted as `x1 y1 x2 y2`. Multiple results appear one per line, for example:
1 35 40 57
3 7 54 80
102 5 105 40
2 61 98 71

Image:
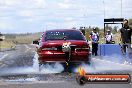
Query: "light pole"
103 0 106 42
103 0 106 18
121 0 122 17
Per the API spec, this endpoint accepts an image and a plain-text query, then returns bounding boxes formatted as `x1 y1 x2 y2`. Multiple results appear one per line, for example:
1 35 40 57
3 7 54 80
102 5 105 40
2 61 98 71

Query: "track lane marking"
24 44 32 52
24 45 31 50
0 54 8 61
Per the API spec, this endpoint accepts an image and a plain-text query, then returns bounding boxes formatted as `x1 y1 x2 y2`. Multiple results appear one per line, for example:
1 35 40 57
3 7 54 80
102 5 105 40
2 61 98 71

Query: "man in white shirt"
105 30 113 44
90 28 99 56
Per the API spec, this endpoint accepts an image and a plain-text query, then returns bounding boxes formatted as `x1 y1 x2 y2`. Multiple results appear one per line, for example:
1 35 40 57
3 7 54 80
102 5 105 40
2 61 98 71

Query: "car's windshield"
45 30 85 41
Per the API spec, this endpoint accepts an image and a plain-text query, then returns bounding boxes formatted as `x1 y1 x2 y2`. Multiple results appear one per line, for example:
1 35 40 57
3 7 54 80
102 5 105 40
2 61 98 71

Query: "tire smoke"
73 55 132 73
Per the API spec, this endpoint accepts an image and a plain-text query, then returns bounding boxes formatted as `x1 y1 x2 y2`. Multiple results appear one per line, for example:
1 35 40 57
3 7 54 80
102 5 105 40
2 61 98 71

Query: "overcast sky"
0 0 132 33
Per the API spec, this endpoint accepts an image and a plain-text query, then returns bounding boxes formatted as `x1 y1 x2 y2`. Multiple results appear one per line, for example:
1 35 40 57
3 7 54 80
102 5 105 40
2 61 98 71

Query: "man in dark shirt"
120 19 132 54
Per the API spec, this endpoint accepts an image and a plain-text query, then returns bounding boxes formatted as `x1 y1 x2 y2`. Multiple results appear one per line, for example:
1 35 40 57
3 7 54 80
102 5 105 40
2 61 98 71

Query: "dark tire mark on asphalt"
8 52 34 67
0 73 76 82
0 44 35 69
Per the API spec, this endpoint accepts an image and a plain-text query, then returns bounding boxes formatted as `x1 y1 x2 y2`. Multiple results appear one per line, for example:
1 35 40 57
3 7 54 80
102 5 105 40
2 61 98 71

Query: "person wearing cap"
105 30 113 44
90 28 99 56
120 19 132 54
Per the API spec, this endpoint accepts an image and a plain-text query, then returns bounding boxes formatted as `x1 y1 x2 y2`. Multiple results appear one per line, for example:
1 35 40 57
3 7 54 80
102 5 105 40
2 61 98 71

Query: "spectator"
90 28 99 56
120 19 132 54
105 30 113 44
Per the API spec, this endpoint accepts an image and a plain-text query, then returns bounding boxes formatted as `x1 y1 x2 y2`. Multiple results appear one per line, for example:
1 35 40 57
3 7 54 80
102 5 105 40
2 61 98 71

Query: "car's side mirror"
33 40 39 45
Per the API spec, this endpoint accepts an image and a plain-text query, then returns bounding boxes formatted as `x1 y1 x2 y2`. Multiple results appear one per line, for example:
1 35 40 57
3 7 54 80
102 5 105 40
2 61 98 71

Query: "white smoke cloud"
74 55 132 73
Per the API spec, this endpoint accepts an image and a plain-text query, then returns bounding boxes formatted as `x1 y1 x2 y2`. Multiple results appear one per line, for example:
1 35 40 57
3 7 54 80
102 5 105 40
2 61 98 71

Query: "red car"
36 29 90 70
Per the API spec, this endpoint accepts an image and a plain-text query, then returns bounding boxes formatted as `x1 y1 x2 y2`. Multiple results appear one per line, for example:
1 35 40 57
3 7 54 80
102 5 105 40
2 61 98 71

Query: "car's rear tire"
76 76 86 85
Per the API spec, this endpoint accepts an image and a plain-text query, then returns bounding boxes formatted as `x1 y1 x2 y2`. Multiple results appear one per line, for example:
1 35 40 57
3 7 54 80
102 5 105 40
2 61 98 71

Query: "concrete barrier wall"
98 44 122 56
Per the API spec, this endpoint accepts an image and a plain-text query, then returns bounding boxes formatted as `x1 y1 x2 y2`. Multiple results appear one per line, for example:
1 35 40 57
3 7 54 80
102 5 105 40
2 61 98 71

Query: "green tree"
105 24 112 31
113 26 118 34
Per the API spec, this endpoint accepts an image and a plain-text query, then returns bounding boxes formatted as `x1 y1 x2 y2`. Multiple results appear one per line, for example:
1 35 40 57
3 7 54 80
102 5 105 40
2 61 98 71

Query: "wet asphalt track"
0 44 132 88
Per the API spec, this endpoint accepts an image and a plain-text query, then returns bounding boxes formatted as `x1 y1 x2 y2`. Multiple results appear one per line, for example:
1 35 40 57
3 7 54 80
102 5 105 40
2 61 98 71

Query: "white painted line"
24 44 32 52
24 45 31 50
34 81 65 84
0 54 8 61
30 44 37 46
31 44 39 48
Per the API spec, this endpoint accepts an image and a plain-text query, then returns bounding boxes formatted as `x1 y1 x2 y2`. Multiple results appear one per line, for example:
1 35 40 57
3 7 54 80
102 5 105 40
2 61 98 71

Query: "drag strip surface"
0 44 132 88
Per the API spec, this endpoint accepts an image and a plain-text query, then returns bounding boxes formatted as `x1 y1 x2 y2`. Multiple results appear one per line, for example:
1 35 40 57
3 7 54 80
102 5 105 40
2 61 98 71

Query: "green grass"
3 32 41 45
0 41 15 49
